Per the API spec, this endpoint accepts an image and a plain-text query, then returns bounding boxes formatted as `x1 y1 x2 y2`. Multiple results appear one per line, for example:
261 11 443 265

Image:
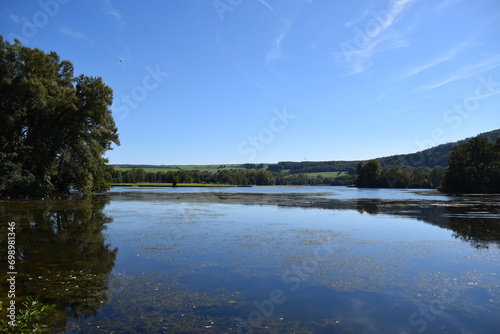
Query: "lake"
1 186 499 333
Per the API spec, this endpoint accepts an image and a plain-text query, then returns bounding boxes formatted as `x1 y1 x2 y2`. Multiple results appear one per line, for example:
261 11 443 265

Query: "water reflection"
354 198 500 248
1 189 499 333
0 197 117 331
108 191 500 248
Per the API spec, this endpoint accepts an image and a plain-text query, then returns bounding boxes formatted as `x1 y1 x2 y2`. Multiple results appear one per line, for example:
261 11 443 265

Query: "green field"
304 171 348 178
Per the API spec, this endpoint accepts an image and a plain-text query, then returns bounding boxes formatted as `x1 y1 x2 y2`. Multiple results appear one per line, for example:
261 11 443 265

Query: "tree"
443 137 500 193
0 37 119 197
356 160 381 187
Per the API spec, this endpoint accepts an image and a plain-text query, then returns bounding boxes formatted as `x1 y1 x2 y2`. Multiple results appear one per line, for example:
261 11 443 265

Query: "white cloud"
401 41 470 80
59 26 89 41
103 0 125 25
435 0 466 12
257 0 274 13
335 0 416 74
376 82 408 101
416 55 500 92
388 106 414 116
9 13 21 23
265 19 292 66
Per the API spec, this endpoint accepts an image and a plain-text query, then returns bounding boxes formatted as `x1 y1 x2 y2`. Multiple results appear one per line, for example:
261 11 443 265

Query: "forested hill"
268 128 500 174
114 129 500 175
377 128 500 169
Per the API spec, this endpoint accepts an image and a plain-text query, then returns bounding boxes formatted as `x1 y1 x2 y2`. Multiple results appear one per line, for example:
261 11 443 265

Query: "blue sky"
1 0 500 165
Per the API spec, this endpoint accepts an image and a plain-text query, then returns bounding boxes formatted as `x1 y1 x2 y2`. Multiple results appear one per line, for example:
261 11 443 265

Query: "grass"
111 183 244 187
305 171 348 178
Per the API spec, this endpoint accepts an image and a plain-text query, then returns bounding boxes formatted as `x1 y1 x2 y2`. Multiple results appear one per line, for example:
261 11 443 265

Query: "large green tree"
0 37 119 197
356 160 381 187
443 137 500 193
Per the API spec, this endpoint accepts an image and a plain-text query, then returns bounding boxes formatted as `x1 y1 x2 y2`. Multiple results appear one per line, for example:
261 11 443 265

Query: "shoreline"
111 183 251 188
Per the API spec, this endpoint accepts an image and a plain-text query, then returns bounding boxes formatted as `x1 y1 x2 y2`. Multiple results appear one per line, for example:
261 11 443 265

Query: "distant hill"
113 129 500 175
268 128 500 174
377 128 500 169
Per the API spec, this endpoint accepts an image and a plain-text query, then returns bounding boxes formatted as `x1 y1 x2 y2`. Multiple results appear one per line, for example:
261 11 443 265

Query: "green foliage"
0 36 119 197
356 160 382 187
110 168 276 186
378 129 500 169
443 137 500 193
0 296 56 333
355 159 445 189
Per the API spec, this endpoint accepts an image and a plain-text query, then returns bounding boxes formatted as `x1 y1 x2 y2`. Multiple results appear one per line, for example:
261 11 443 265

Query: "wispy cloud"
265 19 292 67
9 13 21 23
477 89 500 100
400 41 470 80
435 0 466 13
103 0 125 25
59 26 90 41
335 0 416 75
388 106 414 116
376 82 408 101
257 0 274 13
401 13 500 80
415 55 500 92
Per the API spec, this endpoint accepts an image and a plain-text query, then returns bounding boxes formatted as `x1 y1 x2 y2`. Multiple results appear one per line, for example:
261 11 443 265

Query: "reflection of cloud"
416 55 500 92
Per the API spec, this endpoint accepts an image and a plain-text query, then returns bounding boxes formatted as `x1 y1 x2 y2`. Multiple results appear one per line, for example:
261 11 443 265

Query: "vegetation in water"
0 296 56 334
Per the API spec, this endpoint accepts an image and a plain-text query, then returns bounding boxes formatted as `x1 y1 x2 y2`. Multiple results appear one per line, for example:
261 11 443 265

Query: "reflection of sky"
108 185 453 201
92 189 500 333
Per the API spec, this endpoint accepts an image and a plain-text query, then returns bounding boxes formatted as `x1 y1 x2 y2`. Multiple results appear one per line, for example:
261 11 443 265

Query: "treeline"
107 168 355 186
108 169 275 186
356 136 500 193
268 161 358 174
356 160 445 188
377 128 500 169
108 133 499 192
443 136 500 193
268 129 500 173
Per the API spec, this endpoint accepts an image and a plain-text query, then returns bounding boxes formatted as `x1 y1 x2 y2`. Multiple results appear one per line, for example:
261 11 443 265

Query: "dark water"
1 187 499 333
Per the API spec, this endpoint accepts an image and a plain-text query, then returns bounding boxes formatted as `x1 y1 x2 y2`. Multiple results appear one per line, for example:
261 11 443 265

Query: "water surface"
1 187 499 333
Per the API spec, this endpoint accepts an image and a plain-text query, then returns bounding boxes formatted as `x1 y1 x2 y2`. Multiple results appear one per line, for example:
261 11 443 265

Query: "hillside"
268 128 500 174
113 129 500 175
377 128 500 169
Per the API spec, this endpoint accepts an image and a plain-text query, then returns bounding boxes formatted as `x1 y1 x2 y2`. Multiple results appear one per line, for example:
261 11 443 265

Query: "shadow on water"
0 196 117 331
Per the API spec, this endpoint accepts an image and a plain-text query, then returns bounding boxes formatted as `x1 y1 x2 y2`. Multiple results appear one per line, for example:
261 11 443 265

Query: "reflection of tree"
354 199 500 249
0 196 117 331
356 199 381 215
444 204 500 249
448 217 500 248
